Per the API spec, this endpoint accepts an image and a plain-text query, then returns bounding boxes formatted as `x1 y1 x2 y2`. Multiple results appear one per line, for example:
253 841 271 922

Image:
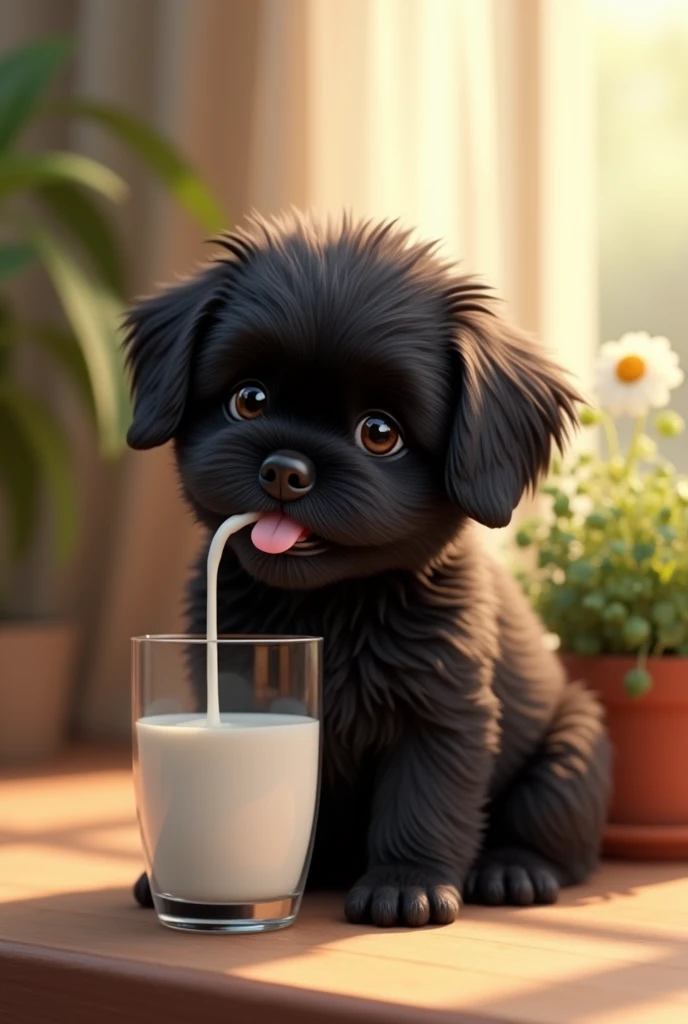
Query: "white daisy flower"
595 332 684 417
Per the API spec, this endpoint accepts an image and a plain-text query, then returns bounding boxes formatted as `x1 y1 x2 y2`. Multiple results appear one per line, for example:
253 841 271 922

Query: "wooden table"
1 746 687 1024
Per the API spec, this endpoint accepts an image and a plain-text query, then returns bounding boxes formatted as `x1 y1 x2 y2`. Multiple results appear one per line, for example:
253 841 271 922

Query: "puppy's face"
125 216 578 590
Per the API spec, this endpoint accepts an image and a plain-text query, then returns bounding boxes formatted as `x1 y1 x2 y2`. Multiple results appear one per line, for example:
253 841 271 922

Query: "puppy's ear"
124 264 227 450
445 306 580 528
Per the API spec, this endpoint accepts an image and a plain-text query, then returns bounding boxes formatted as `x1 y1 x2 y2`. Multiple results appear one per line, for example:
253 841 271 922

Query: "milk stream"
205 513 260 726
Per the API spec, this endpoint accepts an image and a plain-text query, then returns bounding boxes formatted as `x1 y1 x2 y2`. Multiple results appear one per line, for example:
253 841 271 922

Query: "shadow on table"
1 865 687 1024
0 886 502 1024
458 861 688 1024
560 859 688 904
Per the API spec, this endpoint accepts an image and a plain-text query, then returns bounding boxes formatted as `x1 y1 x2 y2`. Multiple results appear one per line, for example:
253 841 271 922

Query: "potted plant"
0 37 224 762
516 331 688 859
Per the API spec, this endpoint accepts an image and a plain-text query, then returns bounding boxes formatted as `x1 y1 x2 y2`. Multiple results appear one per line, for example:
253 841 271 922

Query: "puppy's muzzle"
259 449 315 502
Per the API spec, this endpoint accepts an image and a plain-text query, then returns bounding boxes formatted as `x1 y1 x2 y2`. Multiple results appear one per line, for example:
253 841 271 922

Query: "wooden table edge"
0 937 509 1024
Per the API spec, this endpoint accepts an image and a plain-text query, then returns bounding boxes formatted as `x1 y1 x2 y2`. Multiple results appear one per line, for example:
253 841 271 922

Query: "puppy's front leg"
345 707 497 928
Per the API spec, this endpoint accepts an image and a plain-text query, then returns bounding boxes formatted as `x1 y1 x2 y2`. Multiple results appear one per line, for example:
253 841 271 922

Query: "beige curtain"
0 0 597 739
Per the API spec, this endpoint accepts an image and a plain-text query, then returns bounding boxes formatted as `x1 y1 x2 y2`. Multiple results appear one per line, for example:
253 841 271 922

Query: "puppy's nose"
259 450 315 501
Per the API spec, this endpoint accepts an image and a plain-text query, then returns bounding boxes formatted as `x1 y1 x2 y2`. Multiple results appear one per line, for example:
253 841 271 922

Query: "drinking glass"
132 634 322 933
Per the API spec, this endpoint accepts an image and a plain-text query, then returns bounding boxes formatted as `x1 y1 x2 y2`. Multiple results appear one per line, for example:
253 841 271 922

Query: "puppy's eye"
355 413 404 457
224 383 267 421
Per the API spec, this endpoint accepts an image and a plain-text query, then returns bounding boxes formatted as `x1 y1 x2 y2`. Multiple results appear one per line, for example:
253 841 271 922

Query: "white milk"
136 712 320 902
205 512 260 726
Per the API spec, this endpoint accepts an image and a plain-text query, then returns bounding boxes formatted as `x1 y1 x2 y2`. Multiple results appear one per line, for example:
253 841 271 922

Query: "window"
596 0 688 462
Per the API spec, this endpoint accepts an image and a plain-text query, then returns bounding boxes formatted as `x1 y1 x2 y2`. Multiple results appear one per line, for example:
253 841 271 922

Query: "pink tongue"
251 513 309 554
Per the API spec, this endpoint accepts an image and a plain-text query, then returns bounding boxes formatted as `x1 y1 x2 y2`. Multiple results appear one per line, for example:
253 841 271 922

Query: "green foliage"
0 36 226 579
623 667 652 699
52 100 226 234
517 405 688 694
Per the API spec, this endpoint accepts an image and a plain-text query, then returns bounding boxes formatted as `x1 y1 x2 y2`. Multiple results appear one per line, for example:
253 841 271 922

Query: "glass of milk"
132 634 322 933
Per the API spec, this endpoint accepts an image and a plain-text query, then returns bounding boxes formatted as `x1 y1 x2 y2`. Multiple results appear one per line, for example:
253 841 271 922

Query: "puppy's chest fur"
188 539 499 782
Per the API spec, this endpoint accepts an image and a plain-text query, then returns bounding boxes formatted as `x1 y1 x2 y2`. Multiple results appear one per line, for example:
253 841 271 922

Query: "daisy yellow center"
615 354 646 383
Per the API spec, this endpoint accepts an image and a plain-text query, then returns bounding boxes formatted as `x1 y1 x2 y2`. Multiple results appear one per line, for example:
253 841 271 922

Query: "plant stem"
625 412 648 477
600 412 620 459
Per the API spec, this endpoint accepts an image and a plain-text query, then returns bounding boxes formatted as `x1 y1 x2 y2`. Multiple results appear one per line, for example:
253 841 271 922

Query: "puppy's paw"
345 865 460 928
463 847 561 907
133 871 154 908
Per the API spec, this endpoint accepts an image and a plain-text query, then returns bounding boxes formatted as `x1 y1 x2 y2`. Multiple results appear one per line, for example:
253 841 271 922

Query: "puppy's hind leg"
465 682 612 906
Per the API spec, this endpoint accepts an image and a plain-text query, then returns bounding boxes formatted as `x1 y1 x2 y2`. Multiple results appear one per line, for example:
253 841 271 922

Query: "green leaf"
633 540 656 563
582 592 605 612
622 615 651 647
0 37 72 153
27 225 130 455
585 510 609 530
624 667 652 698
35 181 124 292
566 559 595 585
0 152 127 205
0 242 36 281
601 601 628 624
53 100 226 231
553 494 571 516
0 404 39 557
0 382 77 560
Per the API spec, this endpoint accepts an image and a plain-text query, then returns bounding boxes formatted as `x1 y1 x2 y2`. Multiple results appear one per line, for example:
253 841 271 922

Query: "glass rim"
131 633 323 645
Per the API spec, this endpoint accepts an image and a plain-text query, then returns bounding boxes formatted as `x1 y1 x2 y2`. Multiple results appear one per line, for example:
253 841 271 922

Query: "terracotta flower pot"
0 621 77 764
563 654 688 859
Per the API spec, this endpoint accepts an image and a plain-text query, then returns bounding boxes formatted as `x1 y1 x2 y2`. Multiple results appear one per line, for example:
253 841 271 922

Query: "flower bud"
579 407 603 426
635 434 656 459
655 410 685 438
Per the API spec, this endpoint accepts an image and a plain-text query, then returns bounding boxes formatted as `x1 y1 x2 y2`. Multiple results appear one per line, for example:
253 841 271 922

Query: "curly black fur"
126 213 611 927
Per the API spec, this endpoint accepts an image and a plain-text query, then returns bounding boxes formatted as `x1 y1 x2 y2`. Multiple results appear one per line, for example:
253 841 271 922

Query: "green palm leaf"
0 382 77 561
0 151 127 205
36 181 124 292
0 37 72 153
0 242 36 281
28 225 130 455
0 404 39 558
52 100 226 231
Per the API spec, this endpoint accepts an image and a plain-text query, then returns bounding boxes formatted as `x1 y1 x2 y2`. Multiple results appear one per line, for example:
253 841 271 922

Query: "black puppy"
127 214 611 928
